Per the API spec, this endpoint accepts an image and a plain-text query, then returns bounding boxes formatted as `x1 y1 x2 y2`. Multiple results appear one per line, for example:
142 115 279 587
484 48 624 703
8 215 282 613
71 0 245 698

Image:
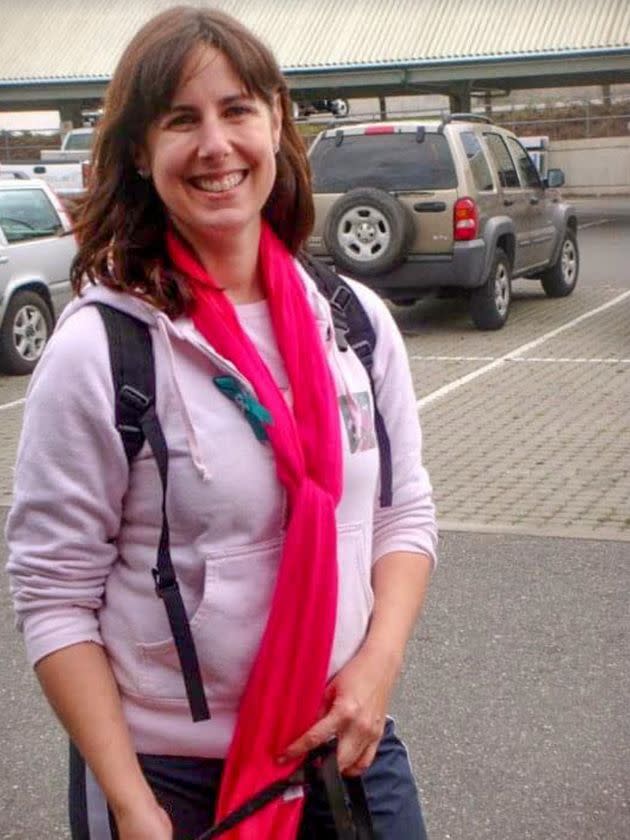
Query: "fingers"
279 698 385 772
342 741 380 777
335 710 384 774
279 710 340 762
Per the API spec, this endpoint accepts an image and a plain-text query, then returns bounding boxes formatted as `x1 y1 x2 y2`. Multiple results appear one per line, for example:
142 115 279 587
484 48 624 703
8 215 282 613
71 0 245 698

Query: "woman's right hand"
114 801 173 839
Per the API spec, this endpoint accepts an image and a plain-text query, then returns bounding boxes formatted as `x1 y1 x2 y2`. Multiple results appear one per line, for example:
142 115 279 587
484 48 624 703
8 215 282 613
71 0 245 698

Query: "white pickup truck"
0 128 94 199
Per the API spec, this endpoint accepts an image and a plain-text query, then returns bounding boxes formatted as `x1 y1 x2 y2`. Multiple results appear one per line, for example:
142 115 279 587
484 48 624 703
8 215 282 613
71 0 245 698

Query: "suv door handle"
503 199 514 206
0 256 9 265
413 201 447 212
530 197 540 205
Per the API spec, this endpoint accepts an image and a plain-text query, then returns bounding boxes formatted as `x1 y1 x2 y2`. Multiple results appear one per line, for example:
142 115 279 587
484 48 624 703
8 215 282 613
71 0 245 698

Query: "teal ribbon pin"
213 375 272 442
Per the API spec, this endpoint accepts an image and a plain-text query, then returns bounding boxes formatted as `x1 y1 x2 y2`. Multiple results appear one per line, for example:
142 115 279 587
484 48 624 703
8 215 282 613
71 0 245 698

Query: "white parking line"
411 355 630 364
579 219 612 230
0 397 25 412
410 355 495 362
417 290 630 409
512 356 630 364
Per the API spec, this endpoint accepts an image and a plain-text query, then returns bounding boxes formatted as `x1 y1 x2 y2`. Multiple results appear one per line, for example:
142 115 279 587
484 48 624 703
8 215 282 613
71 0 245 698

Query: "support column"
449 83 472 115
58 101 85 128
484 91 492 119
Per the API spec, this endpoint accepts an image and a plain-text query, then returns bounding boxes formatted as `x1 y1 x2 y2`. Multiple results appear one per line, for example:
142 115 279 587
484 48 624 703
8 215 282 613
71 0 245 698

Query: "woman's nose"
197 117 231 159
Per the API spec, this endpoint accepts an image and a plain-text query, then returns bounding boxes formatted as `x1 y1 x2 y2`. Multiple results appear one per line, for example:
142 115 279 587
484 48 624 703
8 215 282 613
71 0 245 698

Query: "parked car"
307 115 578 329
292 98 350 119
0 179 75 374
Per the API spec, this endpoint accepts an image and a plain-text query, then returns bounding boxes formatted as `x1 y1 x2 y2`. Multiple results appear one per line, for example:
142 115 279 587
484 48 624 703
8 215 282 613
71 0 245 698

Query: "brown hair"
70 5 314 316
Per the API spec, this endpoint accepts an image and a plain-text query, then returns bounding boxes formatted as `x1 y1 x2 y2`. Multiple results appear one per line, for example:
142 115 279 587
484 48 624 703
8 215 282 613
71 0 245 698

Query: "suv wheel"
469 248 511 330
540 230 579 297
331 98 349 118
0 290 53 375
324 188 413 277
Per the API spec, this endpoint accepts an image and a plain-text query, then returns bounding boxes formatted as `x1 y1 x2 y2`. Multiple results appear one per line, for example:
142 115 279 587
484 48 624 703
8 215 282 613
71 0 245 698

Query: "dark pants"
69 719 428 840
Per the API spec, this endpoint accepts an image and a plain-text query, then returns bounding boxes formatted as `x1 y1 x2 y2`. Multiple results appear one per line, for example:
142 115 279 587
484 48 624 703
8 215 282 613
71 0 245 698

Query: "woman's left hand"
279 644 400 776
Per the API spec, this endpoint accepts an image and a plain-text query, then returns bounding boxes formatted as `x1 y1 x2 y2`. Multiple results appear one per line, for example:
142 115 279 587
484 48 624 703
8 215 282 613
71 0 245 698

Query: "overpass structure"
1 0 629 124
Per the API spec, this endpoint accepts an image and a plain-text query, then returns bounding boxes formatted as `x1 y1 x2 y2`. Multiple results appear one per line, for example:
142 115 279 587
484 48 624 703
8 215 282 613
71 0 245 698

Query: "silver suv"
307 115 578 329
0 178 75 374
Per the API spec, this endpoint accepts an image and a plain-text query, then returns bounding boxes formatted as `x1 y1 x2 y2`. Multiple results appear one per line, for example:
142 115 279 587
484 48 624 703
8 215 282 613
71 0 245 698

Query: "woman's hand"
280 643 401 776
113 800 173 839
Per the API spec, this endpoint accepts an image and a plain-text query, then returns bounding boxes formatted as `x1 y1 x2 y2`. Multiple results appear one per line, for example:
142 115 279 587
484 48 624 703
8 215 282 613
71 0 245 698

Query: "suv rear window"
310 132 457 192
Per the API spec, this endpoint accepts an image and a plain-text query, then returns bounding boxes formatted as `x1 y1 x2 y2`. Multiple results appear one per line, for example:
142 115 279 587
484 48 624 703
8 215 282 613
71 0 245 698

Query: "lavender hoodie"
6 265 437 757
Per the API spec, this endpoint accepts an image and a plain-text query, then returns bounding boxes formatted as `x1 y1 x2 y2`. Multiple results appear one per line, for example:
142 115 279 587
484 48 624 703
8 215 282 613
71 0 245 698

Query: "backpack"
94 255 389 838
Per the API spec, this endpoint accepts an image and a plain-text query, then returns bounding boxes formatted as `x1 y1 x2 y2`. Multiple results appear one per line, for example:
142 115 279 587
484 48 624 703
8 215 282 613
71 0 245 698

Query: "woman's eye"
226 104 255 118
166 113 196 128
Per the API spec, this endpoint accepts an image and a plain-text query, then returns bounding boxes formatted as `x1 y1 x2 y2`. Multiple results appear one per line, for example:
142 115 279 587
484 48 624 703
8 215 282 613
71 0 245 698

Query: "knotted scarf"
166 222 343 839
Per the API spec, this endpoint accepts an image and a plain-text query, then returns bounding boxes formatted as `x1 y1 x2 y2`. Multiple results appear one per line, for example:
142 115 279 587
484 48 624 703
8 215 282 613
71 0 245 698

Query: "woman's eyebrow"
219 92 255 105
168 92 253 112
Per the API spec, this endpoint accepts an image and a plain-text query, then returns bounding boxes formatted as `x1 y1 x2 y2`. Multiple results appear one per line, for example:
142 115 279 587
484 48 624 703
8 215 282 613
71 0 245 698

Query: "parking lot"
0 200 628 838
1 202 629 532
404 202 630 542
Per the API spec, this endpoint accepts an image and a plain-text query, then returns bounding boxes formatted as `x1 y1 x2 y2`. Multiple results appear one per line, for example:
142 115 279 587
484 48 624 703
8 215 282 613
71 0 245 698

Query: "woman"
6 6 437 839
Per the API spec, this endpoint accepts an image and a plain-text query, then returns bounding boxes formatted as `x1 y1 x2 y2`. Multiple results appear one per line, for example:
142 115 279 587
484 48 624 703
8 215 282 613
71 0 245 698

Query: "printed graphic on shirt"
339 392 377 454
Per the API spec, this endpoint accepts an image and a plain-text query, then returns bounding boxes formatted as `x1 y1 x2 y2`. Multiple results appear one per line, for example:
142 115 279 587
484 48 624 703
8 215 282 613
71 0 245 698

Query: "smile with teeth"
192 171 246 193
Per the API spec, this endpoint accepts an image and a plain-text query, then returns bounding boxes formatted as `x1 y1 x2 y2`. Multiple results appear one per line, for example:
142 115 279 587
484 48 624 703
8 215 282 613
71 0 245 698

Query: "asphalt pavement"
0 199 628 839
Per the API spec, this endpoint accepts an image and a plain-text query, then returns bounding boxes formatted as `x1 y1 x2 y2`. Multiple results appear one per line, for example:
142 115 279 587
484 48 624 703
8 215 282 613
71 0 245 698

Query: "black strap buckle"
118 384 153 412
351 339 373 369
152 567 179 597
329 285 352 313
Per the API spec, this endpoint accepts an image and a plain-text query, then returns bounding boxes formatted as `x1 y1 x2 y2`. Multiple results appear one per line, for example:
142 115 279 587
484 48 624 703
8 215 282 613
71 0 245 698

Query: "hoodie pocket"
136 535 284 707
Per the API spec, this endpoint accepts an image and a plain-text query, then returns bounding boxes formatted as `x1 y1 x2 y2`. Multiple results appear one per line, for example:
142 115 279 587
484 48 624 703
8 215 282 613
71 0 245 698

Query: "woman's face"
137 46 282 252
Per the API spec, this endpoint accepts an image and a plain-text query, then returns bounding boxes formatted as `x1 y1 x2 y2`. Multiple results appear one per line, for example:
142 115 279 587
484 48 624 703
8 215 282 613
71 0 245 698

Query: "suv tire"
469 248 511 330
0 290 53 375
331 98 350 118
324 188 413 277
540 229 579 298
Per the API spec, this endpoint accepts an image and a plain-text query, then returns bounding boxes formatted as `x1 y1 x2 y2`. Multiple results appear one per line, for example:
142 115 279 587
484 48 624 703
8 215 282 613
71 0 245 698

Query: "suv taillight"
454 198 478 241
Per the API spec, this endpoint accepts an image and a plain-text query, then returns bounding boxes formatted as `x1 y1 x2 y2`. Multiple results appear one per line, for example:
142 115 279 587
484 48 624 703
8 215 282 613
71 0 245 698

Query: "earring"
273 143 280 155
137 168 150 179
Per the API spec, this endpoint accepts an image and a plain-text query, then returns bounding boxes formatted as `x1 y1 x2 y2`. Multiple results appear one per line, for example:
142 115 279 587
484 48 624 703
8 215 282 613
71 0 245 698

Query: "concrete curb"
439 519 630 543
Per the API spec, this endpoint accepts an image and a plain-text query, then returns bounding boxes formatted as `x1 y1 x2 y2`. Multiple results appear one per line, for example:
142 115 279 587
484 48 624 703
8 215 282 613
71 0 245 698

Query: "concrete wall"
548 136 630 195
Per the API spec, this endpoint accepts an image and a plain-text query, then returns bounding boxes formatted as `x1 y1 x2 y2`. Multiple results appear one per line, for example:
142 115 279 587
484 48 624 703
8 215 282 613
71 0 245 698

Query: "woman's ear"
133 145 150 177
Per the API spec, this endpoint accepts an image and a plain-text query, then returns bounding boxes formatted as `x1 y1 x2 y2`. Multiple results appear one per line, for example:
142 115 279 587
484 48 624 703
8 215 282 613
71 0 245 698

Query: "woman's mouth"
190 171 246 193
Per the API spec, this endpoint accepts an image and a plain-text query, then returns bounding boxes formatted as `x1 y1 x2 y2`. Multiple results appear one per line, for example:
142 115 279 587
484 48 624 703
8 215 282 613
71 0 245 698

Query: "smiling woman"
5 6 437 840
134 46 281 302
71 5 312 315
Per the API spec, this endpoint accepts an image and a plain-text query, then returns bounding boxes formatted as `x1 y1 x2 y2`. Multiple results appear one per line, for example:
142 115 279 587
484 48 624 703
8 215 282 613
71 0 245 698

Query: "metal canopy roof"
1 0 630 105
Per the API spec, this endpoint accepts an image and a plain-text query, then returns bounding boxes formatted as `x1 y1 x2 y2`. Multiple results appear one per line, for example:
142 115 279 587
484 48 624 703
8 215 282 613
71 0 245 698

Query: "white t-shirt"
235 299 292 405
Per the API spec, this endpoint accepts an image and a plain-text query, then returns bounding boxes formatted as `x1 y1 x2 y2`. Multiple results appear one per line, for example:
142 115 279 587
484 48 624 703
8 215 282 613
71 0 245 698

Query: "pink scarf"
166 223 342 839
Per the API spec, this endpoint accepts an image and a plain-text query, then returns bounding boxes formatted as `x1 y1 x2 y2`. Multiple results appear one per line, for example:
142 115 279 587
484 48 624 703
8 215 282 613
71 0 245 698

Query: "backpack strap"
298 253 393 508
94 303 210 723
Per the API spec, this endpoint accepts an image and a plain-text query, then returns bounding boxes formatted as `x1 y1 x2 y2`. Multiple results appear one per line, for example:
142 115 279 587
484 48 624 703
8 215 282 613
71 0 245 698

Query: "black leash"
191 740 375 840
